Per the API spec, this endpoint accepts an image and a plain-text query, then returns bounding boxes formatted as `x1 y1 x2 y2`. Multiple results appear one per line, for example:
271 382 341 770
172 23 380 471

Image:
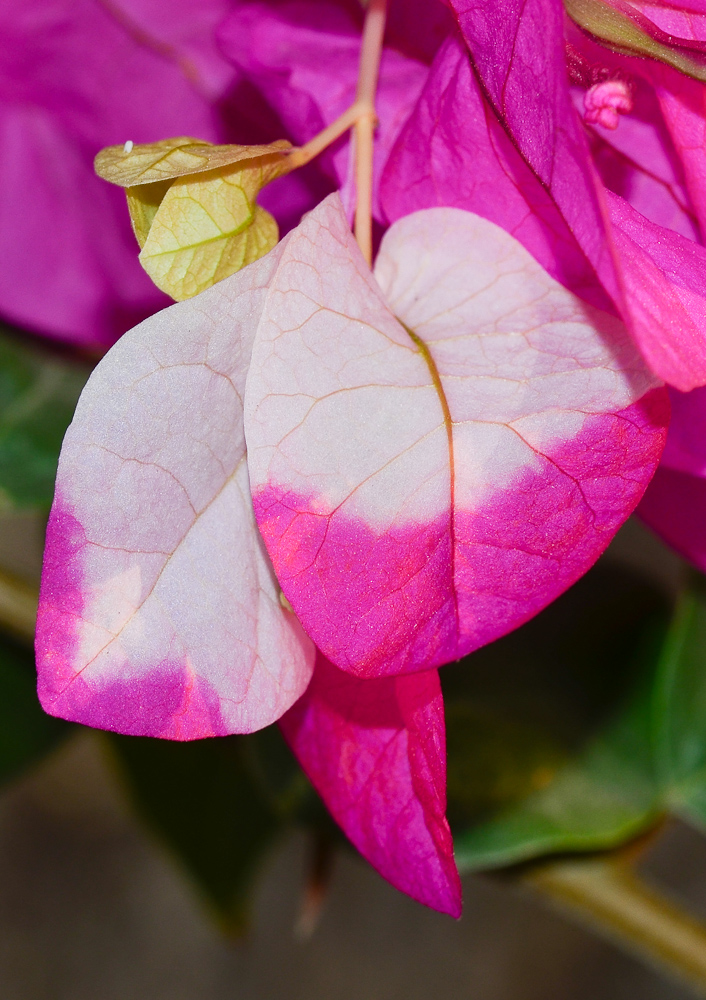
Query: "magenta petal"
449 0 706 388
606 190 706 389
0 0 236 347
651 74 706 236
380 36 611 310
660 387 706 478
639 467 706 572
639 384 706 572
280 654 462 917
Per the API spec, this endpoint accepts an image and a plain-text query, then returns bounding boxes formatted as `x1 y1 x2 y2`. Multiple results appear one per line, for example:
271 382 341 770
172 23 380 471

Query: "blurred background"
0 508 703 999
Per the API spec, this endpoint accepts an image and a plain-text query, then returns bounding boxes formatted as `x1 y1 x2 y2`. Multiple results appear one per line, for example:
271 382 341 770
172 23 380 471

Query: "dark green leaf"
445 562 669 872
651 574 706 830
0 325 90 510
0 632 70 783
106 725 320 934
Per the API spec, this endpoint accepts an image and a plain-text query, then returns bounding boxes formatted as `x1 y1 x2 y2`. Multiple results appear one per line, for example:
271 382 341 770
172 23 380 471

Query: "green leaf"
0 632 70 783
106 726 312 934
446 561 669 872
0 326 90 510
651 574 706 829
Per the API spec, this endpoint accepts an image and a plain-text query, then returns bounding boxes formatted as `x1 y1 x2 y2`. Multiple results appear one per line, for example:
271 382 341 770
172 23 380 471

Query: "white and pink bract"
35 195 668 915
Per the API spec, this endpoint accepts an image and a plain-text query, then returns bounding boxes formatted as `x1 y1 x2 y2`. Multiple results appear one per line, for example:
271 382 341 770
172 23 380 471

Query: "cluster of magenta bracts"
6 0 706 916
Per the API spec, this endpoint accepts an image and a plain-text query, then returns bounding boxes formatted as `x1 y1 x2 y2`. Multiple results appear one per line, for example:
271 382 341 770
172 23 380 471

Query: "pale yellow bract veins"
95 137 295 300
95 137 293 186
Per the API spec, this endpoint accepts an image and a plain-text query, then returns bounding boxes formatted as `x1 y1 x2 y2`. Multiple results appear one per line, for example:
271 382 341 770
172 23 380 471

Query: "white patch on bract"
52 245 315 733
377 208 659 506
245 197 659 527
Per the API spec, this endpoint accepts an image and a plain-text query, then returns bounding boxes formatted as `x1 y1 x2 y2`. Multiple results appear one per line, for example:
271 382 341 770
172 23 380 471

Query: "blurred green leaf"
651 574 706 829
106 731 286 934
453 669 661 870
446 562 669 872
106 724 333 934
0 325 90 510
0 632 70 783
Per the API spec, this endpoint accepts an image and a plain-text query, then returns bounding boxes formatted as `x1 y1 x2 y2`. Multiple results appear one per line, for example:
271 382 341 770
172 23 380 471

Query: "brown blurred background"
0 514 703 999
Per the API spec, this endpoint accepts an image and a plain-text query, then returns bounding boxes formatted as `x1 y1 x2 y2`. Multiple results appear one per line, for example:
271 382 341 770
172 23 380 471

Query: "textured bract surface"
36 246 315 738
245 196 667 678
137 159 285 301
281 654 461 916
95 138 292 187
449 0 706 390
37 193 668 727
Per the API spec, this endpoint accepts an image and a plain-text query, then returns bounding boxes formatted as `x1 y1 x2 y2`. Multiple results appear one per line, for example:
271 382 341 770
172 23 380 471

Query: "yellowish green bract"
95 138 294 300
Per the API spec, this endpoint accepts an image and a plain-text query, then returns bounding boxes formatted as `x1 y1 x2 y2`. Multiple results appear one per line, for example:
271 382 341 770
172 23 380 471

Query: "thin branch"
353 0 387 265
280 0 387 263
0 570 38 643
523 854 706 997
287 103 368 170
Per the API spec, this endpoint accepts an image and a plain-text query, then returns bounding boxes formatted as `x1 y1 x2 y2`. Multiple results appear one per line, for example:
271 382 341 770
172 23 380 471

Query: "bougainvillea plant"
10 0 706 947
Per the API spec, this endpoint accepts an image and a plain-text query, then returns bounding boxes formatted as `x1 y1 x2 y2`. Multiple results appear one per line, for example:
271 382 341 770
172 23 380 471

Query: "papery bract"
136 157 286 300
280 654 461 916
448 0 706 389
95 137 293 187
244 195 667 678
36 243 315 737
639 385 706 570
35 198 463 914
96 137 295 298
380 36 611 309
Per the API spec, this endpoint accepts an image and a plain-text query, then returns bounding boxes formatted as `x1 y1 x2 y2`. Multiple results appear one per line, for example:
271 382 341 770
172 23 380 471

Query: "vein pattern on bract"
36 245 315 738
245 195 667 679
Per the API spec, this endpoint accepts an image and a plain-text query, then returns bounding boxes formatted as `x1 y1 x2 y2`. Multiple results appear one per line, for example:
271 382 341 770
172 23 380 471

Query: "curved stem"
524 855 706 997
281 0 387 263
287 103 368 171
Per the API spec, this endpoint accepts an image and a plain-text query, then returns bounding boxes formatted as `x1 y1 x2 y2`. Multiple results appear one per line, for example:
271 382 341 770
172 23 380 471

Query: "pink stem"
287 103 367 170
353 0 388 266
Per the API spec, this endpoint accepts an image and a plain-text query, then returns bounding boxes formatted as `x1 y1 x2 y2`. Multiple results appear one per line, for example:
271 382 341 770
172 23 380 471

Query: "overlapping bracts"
30 0 706 916
35 195 668 913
